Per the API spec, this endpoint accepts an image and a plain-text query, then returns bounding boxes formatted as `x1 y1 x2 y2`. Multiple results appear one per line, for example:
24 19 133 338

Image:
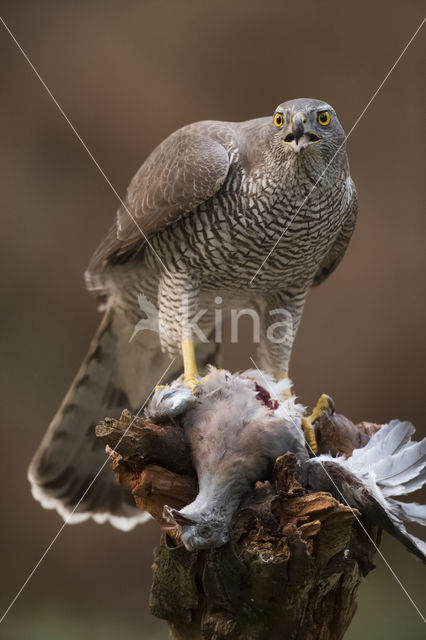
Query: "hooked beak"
292 112 305 143
283 112 321 152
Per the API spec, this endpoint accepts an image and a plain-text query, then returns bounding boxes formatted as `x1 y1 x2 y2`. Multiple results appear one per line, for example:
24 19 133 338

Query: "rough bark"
96 405 380 640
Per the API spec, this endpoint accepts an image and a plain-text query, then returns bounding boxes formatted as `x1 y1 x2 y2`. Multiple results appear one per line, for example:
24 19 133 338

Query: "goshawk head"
272 98 346 162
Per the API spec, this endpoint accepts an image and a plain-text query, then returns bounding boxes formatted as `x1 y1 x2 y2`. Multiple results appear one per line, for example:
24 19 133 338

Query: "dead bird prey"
159 369 307 551
158 369 426 559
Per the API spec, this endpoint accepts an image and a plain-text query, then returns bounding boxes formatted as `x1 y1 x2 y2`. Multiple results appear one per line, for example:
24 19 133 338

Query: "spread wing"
305 418 426 563
312 178 358 287
306 457 426 563
89 123 230 272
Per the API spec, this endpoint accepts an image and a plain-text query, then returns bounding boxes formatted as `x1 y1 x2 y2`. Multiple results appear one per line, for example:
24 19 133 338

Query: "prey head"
163 505 230 551
272 98 345 156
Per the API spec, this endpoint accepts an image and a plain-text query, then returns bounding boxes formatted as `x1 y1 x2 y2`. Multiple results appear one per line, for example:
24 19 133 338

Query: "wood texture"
96 402 380 639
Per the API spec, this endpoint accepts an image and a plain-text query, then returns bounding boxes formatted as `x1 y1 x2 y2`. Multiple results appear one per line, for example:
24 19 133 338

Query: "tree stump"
96 406 381 640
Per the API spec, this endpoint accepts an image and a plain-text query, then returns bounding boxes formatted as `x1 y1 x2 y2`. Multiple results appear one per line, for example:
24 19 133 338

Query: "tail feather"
28 310 178 529
29 308 220 529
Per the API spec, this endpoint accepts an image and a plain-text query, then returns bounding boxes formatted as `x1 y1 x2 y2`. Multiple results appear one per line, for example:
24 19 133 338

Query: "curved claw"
310 393 334 422
301 393 334 455
301 416 319 455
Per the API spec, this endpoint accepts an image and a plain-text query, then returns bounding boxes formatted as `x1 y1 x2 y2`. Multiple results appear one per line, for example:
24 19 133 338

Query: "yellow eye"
318 111 331 126
274 113 284 127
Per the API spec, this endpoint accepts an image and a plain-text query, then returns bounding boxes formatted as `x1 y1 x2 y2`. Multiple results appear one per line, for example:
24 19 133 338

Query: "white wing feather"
308 420 426 561
348 420 415 471
373 440 426 483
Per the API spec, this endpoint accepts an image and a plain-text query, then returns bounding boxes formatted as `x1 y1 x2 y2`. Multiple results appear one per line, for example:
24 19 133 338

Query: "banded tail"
28 308 211 530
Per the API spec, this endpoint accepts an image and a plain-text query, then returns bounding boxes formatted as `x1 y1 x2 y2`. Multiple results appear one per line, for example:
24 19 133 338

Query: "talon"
184 375 199 393
327 395 335 414
301 393 333 455
301 416 319 455
155 384 167 393
309 393 333 423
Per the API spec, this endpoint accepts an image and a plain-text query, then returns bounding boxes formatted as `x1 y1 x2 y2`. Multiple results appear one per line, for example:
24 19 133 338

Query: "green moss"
149 544 199 624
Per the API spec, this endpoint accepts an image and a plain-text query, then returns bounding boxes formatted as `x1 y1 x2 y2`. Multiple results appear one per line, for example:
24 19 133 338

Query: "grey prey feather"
162 369 306 551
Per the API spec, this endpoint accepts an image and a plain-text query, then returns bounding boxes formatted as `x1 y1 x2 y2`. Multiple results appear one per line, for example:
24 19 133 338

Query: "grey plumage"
28 310 171 529
161 373 426 558
145 379 192 422
28 309 216 528
161 369 306 550
87 97 357 374
157 373 426 558
305 420 426 562
29 98 357 527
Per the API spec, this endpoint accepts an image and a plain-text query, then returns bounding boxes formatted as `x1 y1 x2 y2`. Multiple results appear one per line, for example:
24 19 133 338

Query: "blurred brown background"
0 1 425 638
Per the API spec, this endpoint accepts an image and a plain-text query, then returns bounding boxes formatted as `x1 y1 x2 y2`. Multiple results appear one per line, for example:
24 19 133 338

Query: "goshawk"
29 98 357 527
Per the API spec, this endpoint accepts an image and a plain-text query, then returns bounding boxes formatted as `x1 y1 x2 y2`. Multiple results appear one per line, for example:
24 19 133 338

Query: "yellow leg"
301 394 331 455
301 417 319 454
182 340 199 390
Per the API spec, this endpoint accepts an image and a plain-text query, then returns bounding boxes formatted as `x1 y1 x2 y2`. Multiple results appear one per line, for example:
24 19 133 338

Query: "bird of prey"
29 98 357 528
